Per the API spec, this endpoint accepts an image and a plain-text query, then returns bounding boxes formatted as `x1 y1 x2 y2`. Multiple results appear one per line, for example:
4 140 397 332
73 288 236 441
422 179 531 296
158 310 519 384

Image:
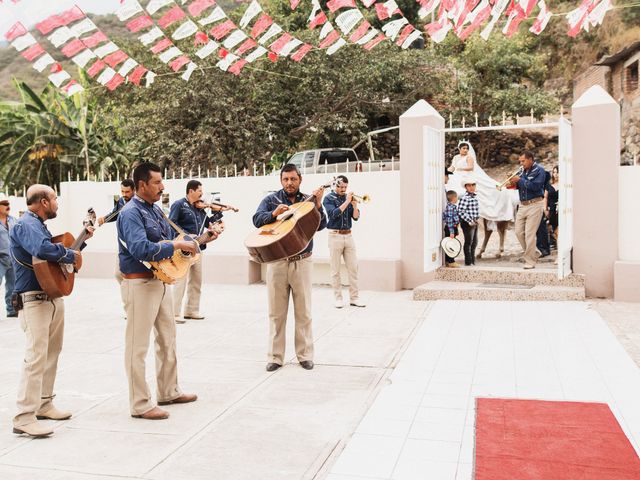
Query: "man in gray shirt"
0 199 17 317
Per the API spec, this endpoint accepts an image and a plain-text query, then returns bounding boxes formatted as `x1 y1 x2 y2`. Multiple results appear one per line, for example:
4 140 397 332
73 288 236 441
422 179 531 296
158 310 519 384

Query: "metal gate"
557 115 574 279
424 126 445 273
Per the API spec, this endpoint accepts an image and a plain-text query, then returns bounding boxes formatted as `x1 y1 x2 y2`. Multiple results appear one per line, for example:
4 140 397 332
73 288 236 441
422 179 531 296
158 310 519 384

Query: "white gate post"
572 85 620 298
400 100 445 288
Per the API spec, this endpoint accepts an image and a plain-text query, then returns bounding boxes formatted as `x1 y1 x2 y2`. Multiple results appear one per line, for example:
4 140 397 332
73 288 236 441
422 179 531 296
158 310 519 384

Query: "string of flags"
1 0 627 94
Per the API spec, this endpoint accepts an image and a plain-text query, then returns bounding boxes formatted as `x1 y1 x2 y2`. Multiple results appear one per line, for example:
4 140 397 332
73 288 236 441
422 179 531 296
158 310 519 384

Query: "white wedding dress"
446 145 518 223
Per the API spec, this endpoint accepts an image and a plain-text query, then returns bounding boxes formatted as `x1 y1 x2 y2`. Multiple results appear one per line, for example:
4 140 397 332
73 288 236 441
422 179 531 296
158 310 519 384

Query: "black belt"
286 252 312 262
22 292 49 303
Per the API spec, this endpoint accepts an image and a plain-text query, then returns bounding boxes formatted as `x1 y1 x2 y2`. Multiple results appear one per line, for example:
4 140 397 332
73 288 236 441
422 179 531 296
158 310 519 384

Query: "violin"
194 200 239 212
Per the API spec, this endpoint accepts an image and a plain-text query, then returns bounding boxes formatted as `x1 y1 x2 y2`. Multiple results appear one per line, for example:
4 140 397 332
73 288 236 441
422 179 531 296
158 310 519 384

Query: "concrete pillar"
615 166 640 301
399 100 445 288
572 85 620 298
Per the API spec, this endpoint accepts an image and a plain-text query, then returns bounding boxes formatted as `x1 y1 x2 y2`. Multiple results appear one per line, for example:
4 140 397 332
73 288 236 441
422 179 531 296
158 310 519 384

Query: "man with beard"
117 163 219 420
11 185 93 437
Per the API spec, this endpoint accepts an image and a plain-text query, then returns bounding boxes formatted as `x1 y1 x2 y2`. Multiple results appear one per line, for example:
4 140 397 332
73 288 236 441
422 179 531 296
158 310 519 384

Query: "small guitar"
148 221 224 284
33 208 96 298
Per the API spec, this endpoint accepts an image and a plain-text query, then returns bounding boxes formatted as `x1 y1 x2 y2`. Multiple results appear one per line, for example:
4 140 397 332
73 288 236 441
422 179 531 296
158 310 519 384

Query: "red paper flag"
267 51 277 62
106 73 125 91
20 44 45 61
349 21 371 42
126 15 154 33
326 0 356 12
82 31 108 48
169 55 190 72
235 38 257 55
128 65 148 85
158 6 186 29
151 38 172 54
218 48 228 58
318 30 340 49
4 22 27 42
104 50 129 68
290 43 312 62
229 59 248 75
309 12 327 30
210 19 235 40
50 63 63 73
250 14 273 38
270 33 293 55
195 31 209 45
363 33 386 50
290 0 301 9
86 59 107 77
188 0 217 17
61 39 86 58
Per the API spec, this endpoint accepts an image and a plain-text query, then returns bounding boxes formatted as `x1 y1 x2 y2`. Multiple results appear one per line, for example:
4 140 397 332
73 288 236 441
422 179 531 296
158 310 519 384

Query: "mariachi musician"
252 164 327 372
117 163 219 420
11 184 94 438
169 180 229 323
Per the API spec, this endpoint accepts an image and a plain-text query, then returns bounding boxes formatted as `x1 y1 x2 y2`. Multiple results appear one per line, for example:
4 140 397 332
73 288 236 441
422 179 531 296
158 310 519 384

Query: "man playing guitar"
116 163 219 420
11 185 94 437
252 164 327 372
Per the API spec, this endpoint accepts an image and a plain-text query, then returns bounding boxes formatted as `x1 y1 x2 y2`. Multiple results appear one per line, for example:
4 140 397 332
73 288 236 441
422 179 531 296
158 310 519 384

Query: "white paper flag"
245 45 267 62
181 62 198 81
116 0 144 21
335 9 363 35
159 46 182 63
139 27 164 46
196 40 219 59
72 49 97 68
381 18 408 40
258 24 283 45
172 20 199 40
70 19 97 37
319 22 334 40
49 70 71 87
280 38 303 57
216 52 239 71
48 27 74 48
97 67 117 86
33 53 55 72
327 38 346 55
118 58 139 76
11 33 37 52
355 28 379 45
94 42 119 59
240 0 263 28
145 0 174 15
198 7 226 26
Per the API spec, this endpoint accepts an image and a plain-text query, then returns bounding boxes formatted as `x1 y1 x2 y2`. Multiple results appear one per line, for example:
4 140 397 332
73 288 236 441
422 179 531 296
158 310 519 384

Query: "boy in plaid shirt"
458 179 480 266
442 191 460 267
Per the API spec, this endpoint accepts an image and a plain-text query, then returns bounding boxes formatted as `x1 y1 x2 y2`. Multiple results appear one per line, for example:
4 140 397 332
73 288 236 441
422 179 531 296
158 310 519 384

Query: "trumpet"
496 167 523 191
352 193 371 203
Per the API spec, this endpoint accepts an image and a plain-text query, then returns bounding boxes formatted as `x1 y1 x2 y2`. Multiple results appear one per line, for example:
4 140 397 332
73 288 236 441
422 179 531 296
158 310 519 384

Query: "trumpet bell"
353 194 371 203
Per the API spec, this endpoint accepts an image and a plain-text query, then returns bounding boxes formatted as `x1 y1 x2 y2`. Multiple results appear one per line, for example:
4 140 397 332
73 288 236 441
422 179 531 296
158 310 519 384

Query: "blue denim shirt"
168 197 223 251
104 197 128 223
252 189 327 255
517 163 546 202
0 215 17 259
10 211 76 293
323 192 358 230
117 196 176 275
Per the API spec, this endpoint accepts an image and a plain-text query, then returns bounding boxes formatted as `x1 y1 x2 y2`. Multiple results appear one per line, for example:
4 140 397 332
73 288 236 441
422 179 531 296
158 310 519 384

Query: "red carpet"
475 398 640 480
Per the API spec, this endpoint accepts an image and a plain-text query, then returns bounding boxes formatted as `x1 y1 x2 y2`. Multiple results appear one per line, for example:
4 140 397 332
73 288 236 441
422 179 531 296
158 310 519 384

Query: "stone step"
435 266 585 288
413 280 585 301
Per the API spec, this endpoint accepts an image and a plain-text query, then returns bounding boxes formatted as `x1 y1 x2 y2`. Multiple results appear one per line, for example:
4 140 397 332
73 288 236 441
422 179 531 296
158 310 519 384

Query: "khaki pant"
515 201 545 266
14 294 64 427
121 278 182 415
172 256 202 317
266 257 314 365
328 233 359 301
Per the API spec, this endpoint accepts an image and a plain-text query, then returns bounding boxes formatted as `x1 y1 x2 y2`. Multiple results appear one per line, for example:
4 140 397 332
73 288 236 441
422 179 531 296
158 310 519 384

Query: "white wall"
53 171 401 261
619 166 640 261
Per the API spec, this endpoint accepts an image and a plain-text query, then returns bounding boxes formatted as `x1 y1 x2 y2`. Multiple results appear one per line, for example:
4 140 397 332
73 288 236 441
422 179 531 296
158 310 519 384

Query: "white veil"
446 141 518 222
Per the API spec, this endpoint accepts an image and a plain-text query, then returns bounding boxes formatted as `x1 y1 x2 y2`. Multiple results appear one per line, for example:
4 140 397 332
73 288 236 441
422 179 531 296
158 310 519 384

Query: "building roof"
595 41 640 66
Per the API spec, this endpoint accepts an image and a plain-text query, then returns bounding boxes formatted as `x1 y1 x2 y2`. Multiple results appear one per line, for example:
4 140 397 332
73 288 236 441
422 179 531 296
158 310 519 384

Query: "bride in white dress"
446 141 518 222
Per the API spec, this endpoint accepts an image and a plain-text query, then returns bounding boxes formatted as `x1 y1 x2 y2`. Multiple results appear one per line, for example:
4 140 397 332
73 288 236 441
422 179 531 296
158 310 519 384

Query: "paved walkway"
326 300 640 480
0 279 426 479
1 280 639 480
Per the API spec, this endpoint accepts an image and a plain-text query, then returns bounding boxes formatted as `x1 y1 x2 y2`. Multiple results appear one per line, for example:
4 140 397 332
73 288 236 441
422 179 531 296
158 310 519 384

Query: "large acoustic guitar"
148 221 224 284
245 184 331 263
33 208 96 298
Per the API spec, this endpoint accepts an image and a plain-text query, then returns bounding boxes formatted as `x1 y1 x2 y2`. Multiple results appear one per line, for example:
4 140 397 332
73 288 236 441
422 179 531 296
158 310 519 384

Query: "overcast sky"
1 0 121 37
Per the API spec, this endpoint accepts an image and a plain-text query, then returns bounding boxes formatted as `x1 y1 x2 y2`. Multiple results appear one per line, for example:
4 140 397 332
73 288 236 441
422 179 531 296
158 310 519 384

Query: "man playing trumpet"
323 175 365 308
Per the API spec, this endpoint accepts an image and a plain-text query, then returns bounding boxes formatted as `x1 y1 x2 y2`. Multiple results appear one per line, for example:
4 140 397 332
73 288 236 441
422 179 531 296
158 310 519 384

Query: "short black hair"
336 175 349 184
121 178 135 189
280 163 301 178
521 151 535 161
446 190 458 197
133 163 161 190
186 179 202 194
